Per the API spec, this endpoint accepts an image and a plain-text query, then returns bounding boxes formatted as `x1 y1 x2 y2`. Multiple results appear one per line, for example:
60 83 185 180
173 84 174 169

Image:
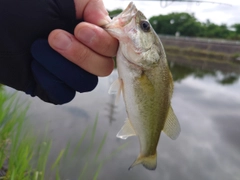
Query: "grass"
0 87 126 180
164 45 238 61
0 89 44 180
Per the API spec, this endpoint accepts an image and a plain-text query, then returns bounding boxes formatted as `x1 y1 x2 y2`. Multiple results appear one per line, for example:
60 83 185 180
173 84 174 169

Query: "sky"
103 0 240 26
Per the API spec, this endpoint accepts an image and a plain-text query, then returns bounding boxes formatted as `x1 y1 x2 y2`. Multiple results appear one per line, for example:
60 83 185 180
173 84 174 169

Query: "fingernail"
98 16 112 26
77 28 96 45
52 32 72 50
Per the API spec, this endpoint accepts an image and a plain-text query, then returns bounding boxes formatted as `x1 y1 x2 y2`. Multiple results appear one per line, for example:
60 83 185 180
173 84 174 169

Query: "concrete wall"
168 54 240 74
159 35 240 54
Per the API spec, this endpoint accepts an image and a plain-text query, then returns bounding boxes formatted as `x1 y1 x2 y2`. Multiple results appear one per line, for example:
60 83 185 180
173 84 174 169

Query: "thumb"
75 0 111 26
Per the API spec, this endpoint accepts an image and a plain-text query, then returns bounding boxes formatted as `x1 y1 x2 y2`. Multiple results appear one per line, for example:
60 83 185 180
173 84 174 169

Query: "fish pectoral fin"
108 78 123 104
117 118 136 139
163 106 181 140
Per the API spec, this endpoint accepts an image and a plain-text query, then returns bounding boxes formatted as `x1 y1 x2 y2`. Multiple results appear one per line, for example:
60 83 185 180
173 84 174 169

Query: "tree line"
108 9 240 40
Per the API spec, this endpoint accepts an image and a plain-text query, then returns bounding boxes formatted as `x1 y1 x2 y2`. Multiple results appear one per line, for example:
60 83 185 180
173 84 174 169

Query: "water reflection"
104 73 118 125
105 94 117 125
168 54 240 85
16 55 240 180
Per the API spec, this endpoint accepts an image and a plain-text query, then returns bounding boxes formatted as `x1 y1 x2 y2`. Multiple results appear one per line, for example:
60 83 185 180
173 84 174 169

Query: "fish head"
105 2 163 69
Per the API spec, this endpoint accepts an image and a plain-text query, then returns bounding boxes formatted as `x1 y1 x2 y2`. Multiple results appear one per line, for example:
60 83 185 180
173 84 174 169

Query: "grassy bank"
164 45 240 62
0 88 125 179
0 89 50 180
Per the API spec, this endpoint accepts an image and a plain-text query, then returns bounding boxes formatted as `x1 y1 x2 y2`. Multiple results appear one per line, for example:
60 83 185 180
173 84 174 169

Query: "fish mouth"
104 2 138 29
120 2 138 21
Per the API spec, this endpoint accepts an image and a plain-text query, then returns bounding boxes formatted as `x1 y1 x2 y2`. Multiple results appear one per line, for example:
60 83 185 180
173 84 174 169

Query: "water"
16 57 240 180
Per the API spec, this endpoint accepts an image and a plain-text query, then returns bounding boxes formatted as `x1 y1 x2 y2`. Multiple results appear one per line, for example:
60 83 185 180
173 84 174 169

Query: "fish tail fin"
128 153 157 171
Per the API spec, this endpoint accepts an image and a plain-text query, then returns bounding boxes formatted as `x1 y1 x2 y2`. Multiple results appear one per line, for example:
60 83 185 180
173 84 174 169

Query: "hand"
31 0 118 104
0 0 118 105
31 39 98 104
48 0 118 76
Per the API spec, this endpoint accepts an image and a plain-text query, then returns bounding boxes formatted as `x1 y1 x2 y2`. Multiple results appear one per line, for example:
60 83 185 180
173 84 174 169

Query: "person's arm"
0 0 118 104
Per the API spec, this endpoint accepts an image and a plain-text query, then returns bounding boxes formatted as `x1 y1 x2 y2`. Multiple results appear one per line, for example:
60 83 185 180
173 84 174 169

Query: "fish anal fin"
117 118 136 139
128 153 157 171
163 106 181 140
108 78 123 104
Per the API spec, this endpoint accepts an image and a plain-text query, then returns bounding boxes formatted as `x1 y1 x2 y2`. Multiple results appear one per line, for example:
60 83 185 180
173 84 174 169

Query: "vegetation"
108 9 240 40
164 46 232 60
0 89 125 179
108 9 122 18
0 90 35 179
150 13 240 40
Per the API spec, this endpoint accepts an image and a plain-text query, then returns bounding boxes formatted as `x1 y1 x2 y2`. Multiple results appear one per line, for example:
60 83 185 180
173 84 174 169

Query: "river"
13 57 240 180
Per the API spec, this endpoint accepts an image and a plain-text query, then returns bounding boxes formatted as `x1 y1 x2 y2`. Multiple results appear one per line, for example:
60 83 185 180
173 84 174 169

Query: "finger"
74 22 118 57
48 29 114 77
74 0 111 26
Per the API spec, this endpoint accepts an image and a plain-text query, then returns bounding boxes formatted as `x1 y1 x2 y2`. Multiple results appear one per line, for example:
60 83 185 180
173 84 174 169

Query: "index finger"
74 0 111 26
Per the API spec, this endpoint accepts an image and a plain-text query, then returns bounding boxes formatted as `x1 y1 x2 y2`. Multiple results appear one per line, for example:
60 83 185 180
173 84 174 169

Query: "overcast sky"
103 0 240 26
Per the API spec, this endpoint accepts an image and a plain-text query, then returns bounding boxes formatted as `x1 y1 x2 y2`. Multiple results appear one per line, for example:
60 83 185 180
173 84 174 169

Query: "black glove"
30 39 98 104
0 0 98 104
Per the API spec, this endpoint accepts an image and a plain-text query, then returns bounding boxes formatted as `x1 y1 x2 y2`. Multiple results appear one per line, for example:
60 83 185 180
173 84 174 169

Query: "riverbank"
167 53 240 74
160 35 240 62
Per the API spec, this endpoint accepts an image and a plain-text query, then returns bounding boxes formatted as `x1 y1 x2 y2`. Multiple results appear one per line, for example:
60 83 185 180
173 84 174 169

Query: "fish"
104 2 181 170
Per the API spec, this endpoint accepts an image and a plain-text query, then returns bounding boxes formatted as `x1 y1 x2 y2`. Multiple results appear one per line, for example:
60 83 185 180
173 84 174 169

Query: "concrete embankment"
159 35 240 74
168 53 240 74
159 35 240 55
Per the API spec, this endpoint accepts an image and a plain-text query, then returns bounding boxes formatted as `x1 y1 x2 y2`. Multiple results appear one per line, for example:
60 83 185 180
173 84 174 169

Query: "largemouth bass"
104 2 181 170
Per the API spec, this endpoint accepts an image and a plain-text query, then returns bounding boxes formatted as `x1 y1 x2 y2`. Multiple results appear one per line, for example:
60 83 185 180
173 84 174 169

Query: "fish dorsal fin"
108 78 123 104
117 118 136 139
163 106 181 140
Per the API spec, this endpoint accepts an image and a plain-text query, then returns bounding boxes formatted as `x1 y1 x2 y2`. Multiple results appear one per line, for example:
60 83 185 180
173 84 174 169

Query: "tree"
108 9 122 18
108 8 240 40
200 20 231 39
232 23 240 33
149 12 203 37
230 23 240 39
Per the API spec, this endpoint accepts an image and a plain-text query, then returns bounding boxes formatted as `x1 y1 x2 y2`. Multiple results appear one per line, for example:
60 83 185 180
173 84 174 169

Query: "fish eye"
140 20 150 32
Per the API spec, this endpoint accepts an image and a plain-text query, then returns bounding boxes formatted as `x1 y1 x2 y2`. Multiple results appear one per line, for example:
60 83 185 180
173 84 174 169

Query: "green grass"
0 88 126 180
0 89 43 180
164 45 236 61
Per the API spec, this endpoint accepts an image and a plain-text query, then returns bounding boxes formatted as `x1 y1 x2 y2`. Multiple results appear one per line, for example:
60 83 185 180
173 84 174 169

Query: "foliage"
0 89 125 179
150 12 202 36
232 23 240 33
148 12 240 40
165 46 230 60
108 7 240 39
231 23 240 39
0 89 50 180
108 9 123 17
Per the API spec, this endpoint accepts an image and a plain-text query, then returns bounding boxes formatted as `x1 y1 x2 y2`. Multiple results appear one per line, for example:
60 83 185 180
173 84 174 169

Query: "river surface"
14 58 240 180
